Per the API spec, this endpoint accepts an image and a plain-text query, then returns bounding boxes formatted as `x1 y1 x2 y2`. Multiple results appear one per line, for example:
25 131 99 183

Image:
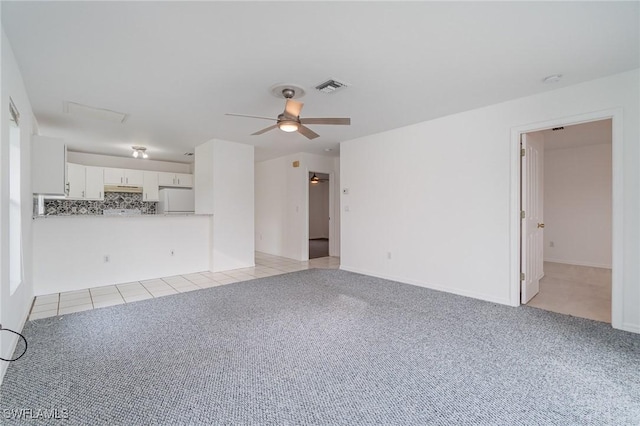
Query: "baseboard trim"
620 322 640 334
0 296 32 385
544 258 612 269
339 265 513 307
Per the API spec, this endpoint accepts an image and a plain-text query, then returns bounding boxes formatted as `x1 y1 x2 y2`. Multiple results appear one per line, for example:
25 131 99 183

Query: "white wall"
544 143 612 268
340 69 639 333
32 216 210 294
255 153 339 260
0 28 35 381
195 139 254 272
309 176 329 239
67 151 191 173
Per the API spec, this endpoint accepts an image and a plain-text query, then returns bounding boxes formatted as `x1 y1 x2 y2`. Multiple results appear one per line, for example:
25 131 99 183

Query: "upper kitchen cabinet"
143 171 159 201
158 172 193 188
104 168 144 186
67 163 104 200
85 166 105 200
32 135 67 195
66 163 85 199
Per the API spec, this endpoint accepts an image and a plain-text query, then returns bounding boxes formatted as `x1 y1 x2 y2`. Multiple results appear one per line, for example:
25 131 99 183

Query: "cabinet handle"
82 190 85 198
126 177 129 184
120 177 123 184
65 182 70 195
99 192 102 199
145 193 147 200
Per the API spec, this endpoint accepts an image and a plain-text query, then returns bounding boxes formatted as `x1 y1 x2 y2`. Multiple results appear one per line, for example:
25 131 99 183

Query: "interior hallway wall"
256 153 339 260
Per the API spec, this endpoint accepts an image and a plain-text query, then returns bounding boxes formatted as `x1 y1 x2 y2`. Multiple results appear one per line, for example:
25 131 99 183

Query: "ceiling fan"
226 88 350 140
310 173 329 184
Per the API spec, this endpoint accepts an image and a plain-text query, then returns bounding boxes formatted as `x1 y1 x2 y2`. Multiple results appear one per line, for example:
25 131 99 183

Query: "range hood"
104 185 143 194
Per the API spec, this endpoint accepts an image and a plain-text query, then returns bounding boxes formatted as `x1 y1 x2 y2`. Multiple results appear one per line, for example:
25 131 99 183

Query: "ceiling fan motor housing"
281 88 296 99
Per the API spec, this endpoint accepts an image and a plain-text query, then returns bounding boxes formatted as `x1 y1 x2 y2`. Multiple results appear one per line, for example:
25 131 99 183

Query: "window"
9 97 22 294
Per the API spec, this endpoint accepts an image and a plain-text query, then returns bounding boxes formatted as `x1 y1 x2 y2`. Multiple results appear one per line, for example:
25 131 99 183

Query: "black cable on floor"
0 327 27 362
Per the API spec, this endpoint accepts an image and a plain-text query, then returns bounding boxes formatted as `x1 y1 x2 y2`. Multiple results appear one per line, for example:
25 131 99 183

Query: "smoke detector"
315 78 350 94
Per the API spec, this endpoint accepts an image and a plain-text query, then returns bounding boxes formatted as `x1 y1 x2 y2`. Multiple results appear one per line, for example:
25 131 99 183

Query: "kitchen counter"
33 213 211 219
33 214 212 294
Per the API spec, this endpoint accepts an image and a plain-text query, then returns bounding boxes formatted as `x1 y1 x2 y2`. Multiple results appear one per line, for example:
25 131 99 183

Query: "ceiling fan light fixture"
310 173 319 184
279 121 299 133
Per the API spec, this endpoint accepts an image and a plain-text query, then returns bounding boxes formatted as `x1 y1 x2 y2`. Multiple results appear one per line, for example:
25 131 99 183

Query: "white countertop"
33 213 211 219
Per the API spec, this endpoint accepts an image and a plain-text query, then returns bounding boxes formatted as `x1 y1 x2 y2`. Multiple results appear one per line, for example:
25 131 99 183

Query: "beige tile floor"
29 252 340 321
526 262 612 323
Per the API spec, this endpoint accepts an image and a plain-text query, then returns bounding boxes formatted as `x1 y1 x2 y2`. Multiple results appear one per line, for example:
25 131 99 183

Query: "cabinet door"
143 171 159 201
104 168 124 185
124 169 144 186
175 173 193 188
158 172 176 186
32 136 67 195
67 163 86 199
85 166 104 200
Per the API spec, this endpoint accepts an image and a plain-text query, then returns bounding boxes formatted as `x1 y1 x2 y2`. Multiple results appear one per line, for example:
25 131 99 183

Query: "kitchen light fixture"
278 120 299 133
132 146 148 159
310 173 319 184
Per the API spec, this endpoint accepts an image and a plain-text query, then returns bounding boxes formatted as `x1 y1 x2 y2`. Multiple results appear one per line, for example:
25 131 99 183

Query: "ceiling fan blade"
297 125 320 140
284 99 303 118
300 117 351 125
226 113 276 121
251 124 278 136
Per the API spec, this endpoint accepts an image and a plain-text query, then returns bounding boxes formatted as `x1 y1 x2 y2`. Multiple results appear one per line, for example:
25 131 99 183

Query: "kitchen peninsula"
30 137 254 296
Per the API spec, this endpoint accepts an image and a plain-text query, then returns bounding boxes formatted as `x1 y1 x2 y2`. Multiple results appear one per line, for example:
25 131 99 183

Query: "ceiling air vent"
552 127 565 131
315 78 350 94
184 152 194 156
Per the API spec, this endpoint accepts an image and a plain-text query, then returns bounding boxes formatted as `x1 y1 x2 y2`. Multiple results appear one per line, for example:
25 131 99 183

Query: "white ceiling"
538 119 612 151
2 2 638 163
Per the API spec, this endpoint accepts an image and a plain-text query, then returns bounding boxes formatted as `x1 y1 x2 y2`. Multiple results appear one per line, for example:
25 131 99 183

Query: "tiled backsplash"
42 192 157 216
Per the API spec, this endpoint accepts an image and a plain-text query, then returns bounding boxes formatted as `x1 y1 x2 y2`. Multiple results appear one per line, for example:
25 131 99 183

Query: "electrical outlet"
104 255 110 263
343 188 349 195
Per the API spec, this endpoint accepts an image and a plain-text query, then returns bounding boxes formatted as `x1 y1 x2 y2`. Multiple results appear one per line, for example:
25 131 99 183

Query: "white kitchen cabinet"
66 164 105 200
66 163 86 199
158 172 193 188
125 169 144 186
176 173 193 188
85 166 105 200
143 171 159 201
104 168 144 186
32 135 67 195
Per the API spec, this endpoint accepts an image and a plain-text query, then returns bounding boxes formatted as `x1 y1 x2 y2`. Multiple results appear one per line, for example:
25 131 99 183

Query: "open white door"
521 132 544 304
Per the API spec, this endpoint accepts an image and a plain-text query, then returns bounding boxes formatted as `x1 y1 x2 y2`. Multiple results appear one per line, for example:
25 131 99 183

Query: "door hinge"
521 211 525 219
521 148 526 157
520 272 525 281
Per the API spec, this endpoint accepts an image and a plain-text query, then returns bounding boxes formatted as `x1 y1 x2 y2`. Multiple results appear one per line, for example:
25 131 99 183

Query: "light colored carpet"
1 269 639 425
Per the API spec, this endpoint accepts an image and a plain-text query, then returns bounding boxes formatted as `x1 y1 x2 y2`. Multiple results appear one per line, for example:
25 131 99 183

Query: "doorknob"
537 223 545 228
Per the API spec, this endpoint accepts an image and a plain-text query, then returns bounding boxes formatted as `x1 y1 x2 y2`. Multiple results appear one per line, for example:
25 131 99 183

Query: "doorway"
308 172 330 259
520 119 613 323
